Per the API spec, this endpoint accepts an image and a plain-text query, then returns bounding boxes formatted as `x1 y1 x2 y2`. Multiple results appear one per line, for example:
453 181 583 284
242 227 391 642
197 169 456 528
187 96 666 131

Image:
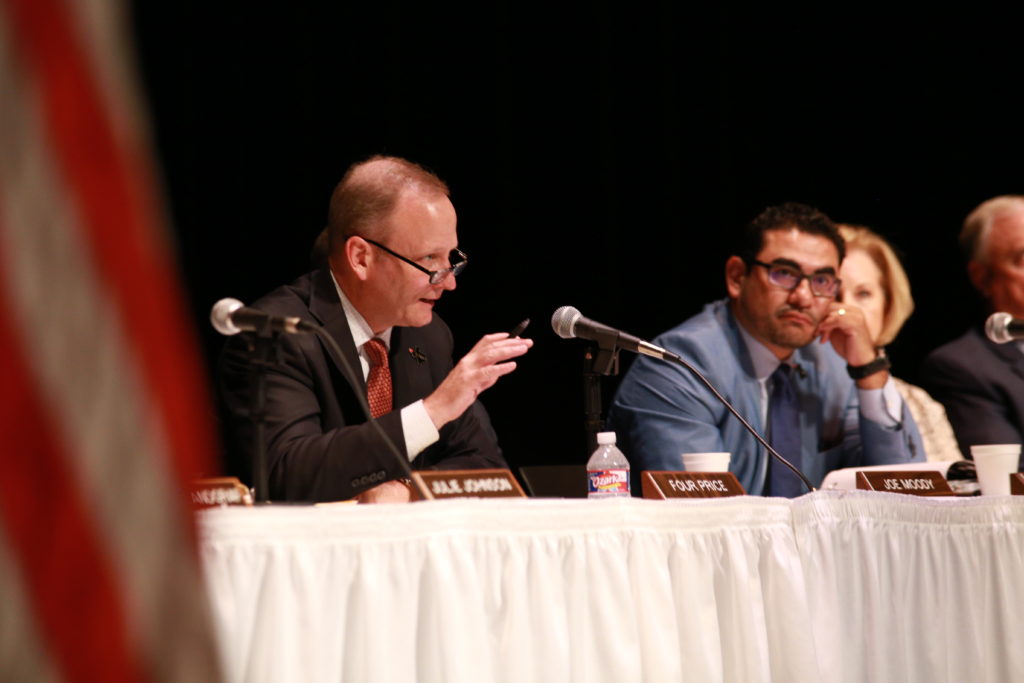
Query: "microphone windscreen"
551 306 582 339
985 312 1014 344
211 298 245 336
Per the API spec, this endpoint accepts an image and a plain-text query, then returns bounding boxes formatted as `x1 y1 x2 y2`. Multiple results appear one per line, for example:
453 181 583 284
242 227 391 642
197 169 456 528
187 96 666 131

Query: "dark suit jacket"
921 325 1024 468
218 269 506 502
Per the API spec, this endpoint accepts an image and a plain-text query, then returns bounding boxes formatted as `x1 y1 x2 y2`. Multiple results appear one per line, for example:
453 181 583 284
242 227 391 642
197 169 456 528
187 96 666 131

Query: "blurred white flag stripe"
0 0 222 681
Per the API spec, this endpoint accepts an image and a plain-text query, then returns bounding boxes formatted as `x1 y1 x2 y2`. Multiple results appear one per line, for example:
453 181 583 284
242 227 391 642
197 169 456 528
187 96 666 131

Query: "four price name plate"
411 469 526 500
642 471 745 499
855 471 954 496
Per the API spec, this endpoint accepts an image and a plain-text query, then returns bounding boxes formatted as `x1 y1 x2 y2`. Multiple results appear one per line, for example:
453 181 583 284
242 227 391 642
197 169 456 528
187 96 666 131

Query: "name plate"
1012 473 1024 495
411 469 526 500
641 471 745 499
856 471 954 496
191 477 253 507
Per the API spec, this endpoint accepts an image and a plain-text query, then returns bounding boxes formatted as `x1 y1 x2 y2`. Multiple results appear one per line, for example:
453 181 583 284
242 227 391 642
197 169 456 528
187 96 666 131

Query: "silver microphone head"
211 297 245 336
551 306 582 339
985 312 1014 344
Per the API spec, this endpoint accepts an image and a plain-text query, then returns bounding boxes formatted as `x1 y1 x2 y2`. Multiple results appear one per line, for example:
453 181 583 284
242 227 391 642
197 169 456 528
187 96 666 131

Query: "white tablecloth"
199 491 1024 683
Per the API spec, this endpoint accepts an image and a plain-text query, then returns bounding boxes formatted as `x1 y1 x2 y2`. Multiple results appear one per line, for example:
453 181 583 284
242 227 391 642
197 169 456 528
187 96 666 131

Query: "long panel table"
199 491 1024 682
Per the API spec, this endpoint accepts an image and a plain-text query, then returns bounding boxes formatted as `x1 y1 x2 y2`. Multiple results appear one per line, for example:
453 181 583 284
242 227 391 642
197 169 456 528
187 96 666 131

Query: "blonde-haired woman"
838 225 963 462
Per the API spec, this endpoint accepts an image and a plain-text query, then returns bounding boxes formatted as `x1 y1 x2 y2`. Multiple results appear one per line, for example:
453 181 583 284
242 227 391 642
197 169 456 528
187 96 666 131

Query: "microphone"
210 298 318 336
985 312 1024 344
551 306 680 360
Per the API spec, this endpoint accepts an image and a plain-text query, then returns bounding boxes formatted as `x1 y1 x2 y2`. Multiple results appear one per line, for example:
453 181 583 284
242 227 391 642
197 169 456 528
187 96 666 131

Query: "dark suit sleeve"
416 400 507 470
218 331 414 502
922 348 1024 458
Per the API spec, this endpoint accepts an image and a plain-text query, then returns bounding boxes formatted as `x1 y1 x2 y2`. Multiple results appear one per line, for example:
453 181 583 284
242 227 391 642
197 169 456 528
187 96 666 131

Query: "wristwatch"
847 353 891 380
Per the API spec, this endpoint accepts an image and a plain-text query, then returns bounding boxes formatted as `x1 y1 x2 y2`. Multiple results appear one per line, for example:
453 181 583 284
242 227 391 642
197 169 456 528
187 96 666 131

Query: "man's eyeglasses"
750 259 840 298
361 237 468 285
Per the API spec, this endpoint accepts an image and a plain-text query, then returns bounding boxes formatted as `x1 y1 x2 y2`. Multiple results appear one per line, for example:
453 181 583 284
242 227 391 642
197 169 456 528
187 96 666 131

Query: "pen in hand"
508 319 530 338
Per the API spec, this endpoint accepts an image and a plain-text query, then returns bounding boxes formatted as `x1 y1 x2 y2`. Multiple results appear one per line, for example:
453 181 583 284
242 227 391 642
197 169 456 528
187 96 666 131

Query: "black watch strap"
847 354 891 380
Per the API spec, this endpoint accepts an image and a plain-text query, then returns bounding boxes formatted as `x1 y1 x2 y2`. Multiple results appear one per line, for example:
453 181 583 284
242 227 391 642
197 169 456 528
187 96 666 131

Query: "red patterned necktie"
363 338 392 418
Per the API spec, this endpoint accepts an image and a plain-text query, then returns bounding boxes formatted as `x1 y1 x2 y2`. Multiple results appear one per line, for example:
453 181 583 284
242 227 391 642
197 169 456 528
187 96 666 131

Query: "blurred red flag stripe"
0 0 222 680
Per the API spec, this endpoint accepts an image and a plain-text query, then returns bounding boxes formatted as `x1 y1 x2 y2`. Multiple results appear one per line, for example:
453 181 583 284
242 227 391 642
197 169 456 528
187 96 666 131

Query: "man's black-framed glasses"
750 259 840 298
362 237 468 285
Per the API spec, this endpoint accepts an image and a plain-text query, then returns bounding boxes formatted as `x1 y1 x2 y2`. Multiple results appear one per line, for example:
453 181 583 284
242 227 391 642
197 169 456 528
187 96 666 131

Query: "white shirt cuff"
400 400 440 461
858 376 903 428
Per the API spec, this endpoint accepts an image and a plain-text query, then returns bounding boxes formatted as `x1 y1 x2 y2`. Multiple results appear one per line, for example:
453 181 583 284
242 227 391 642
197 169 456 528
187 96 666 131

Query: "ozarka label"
588 468 630 496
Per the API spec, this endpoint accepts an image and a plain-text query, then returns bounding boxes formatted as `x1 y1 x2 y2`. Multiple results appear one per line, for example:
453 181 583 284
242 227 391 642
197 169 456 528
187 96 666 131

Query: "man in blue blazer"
609 203 924 496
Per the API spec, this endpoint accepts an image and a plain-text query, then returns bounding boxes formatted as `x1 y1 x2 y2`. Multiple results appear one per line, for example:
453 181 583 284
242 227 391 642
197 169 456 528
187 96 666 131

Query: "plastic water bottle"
587 431 631 498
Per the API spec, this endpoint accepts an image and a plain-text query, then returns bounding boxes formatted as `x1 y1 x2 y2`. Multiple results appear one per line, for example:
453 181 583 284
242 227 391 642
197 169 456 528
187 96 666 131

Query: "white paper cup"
970 444 1021 496
682 452 731 473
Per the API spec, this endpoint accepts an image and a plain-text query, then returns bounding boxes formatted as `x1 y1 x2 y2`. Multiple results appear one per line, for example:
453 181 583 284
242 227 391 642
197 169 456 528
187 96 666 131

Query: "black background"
131 3 1023 473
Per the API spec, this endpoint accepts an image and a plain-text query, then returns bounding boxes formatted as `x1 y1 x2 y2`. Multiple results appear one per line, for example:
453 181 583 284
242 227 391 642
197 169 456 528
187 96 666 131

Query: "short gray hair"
960 195 1024 263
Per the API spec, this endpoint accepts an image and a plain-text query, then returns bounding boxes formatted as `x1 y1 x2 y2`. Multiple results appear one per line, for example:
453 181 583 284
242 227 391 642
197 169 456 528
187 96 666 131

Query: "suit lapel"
308 268 366 395
981 328 1024 384
390 326 434 408
720 304 767 432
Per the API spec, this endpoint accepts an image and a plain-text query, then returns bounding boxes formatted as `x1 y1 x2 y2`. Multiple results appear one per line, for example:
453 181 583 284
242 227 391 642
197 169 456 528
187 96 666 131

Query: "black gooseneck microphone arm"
664 354 816 494
311 327 433 501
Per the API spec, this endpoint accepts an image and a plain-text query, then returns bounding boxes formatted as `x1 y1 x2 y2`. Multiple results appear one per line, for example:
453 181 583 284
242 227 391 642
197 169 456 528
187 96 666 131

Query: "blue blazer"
609 300 925 495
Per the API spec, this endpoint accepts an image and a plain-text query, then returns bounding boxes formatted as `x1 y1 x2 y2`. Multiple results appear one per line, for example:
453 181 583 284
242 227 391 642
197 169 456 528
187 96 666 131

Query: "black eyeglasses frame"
749 259 840 298
355 237 468 285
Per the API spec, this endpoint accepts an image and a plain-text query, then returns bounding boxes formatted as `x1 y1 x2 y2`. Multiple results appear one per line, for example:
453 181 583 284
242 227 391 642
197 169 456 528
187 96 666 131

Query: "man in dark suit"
219 156 532 502
922 196 1024 467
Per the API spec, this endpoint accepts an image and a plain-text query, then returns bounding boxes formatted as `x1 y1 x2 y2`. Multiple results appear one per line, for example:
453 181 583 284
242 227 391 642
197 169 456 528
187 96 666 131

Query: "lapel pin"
409 346 427 363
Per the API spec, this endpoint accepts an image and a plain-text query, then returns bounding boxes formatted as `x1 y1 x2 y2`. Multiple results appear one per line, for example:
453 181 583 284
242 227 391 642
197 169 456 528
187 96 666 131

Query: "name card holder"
191 477 253 507
856 470 954 496
642 471 745 499
1011 473 1024 495
411 469 526 500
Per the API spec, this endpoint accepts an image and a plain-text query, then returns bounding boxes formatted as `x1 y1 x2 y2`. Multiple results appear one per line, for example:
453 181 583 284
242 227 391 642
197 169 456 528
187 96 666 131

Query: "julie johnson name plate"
642 471 746 499
411 469 526 500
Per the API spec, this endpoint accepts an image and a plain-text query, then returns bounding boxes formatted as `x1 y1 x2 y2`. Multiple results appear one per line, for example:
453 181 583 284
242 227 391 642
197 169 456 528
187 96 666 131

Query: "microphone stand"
582 340 620 456
242 318 282 503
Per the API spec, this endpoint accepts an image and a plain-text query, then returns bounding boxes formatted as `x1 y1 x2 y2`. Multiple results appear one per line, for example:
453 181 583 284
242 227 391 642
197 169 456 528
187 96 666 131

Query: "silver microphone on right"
985 311 1024 344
